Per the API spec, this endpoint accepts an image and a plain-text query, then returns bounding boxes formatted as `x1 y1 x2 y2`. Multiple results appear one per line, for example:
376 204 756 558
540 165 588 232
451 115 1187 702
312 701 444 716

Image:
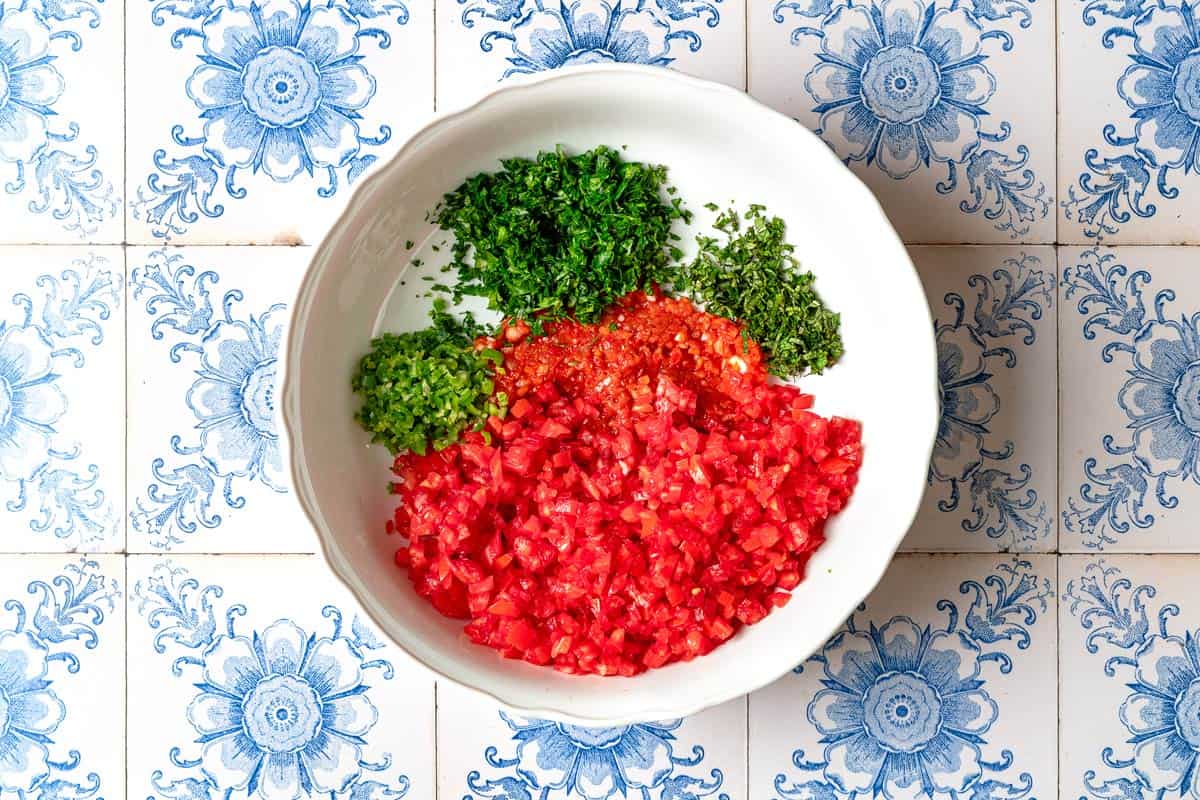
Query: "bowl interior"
285 66 937 725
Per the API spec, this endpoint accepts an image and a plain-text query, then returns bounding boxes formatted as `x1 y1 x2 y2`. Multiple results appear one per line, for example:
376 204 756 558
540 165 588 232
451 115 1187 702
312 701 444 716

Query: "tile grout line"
1053 0 1060 247
1055 245 1062 562
122 145 130 800
1055 236 1063 800
123 241 129 557
1056 554 1063 800
122 552 129 799
122 0 128 249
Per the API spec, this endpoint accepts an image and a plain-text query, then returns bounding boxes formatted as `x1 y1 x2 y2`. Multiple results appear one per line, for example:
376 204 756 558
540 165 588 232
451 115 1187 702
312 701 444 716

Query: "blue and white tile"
1057 0 1200 243
748 0 1055 244
1060 555 1200 800
435 0 748 112
437 680 747 800
126 555 435 800
0 554 124 800
1059 247 1200 552
0 0 123 244
126 246 314 553
905 246 1057 552
749 554 1056 800
124 0 433 244
0 247 124 553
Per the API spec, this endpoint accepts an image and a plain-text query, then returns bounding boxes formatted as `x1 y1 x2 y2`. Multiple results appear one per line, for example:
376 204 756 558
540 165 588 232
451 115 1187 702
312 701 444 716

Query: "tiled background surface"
2 0 1200 798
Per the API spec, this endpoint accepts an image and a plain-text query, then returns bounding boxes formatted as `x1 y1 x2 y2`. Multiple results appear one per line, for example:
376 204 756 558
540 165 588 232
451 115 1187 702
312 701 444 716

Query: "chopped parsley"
433 145 690 327
352 305 505 456
674 205 843 377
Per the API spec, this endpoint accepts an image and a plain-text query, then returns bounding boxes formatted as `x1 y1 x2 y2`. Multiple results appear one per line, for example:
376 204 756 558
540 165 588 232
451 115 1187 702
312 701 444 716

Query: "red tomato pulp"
386 291 862 675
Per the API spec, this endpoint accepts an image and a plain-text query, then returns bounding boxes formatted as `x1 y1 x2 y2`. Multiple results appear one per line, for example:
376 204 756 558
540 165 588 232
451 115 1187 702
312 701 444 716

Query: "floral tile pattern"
6 1 1200 795
437 680 747 800
1060 555 1200 800
905 246 1057 552
1058 0 1200 243
0 0 122 244
124 0 433 244
126 555 434 800
748 0 1055 243
749 554 1057 800
0 554 124 800
125 246 315 553
0 246 123 553
435 0 748 111
1060 246 1200 551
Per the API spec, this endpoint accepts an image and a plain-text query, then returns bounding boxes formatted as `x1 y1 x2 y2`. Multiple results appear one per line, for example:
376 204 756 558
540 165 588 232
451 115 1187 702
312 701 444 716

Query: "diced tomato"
505 619 539 649
487 596 520 617
509 398 534 418
386 290 862 676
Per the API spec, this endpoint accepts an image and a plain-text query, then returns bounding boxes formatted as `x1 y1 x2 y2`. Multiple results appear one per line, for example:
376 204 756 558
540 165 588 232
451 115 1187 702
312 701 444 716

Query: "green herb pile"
674 204 843 377
352 306 505 456
353 148 846 457
434 145 690 326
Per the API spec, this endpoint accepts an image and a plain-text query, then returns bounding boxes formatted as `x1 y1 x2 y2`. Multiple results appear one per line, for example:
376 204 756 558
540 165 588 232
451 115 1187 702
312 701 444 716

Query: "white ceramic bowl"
283 64 937 725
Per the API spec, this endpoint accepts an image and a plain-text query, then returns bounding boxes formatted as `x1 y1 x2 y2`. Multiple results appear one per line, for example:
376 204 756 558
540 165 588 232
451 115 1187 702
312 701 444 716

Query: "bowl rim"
282 62 939 725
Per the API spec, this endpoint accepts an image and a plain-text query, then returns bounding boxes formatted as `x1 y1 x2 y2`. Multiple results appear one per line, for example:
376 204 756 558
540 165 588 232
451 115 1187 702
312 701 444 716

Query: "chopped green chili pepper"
352 305 506 456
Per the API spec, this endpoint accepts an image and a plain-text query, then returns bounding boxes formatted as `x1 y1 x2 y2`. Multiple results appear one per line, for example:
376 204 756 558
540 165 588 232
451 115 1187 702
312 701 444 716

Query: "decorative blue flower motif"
809 617 999 799
133 562 410 800
464 711 727 800
186 0 376 183
805 0 996 178
924 257 1052 548
187 619 378 798
779 561 1049 800
0 7 65 164
0 258 121 545
1117 314 1200 480
498 716 677 800
1062 251 1200 547
1064 563 1200 800
0 324 66 481
1064 560 1157 658
0 3 117 235
0 559 119 798
0 630 66 792
1117 5 1200 173
504 0 672 71
133 0 407 238
459 0 721 79
130 251 287 547
187 307 285 490
1060 0 1200 236
933 323 998 484
1118 632 1200 797
775 0 1049 236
